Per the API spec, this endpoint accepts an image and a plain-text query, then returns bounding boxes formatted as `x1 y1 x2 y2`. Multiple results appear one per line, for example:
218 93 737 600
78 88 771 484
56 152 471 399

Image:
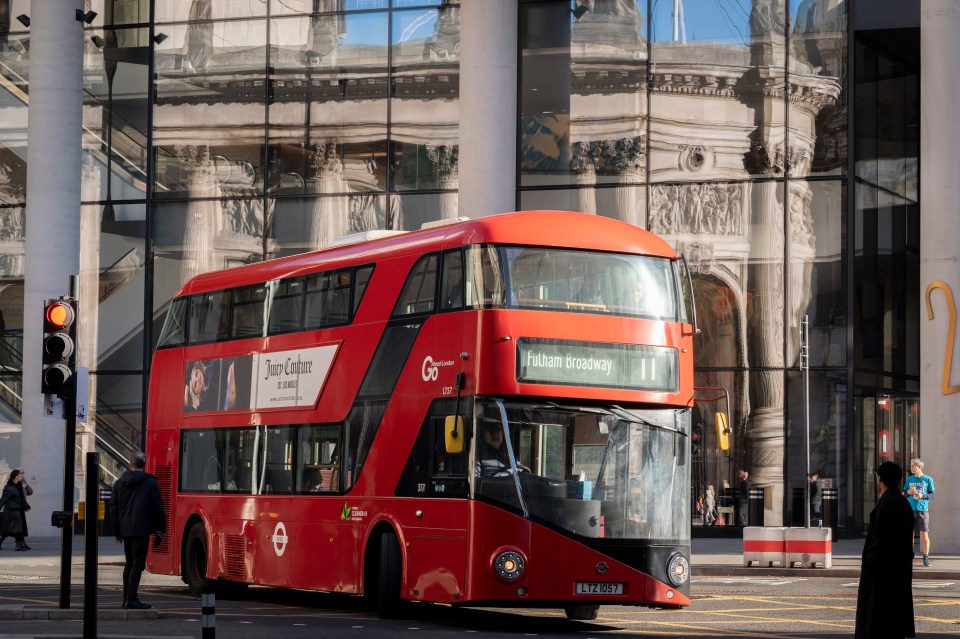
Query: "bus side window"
392 254 439 317
353 265 375 315
297 423 342 493
188 291 232 344
157 297 188 348
181 429 222 493
440 249 465 311
230 285 267 339
475 246 503 308
268 278 305 335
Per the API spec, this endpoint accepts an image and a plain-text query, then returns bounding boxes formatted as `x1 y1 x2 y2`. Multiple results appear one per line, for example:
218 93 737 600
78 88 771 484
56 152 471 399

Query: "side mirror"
715 412 730 451
444 415 464 454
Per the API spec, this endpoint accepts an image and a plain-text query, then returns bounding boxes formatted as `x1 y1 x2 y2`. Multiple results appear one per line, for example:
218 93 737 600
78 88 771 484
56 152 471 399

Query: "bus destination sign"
516 338 677 392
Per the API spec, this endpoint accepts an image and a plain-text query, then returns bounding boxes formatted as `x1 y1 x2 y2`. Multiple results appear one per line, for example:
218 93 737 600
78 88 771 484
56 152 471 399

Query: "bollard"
83 452 99 639
821 488 839 541
791 487 805 526
785 527 832 568
748 488 765 527
743 526 786 567
202 582 215 639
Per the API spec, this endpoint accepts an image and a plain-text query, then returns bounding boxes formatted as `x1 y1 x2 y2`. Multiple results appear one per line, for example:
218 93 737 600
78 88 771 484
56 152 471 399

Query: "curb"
0 605 158 620
693 566 960 580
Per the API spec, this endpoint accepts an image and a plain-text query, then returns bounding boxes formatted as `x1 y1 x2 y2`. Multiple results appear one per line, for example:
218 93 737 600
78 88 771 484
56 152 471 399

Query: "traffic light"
42 298 77 397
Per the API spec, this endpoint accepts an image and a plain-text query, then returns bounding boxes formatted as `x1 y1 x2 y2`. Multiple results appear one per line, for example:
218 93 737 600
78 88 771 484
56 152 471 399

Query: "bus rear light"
494 550 525 581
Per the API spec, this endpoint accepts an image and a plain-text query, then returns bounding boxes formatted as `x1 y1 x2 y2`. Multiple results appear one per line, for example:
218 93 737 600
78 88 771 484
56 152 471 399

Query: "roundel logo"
421 356 439 381
272 521 289 557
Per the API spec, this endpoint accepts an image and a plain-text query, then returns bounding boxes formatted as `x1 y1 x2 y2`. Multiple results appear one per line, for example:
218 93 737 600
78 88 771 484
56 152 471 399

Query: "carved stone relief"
649 183 743 236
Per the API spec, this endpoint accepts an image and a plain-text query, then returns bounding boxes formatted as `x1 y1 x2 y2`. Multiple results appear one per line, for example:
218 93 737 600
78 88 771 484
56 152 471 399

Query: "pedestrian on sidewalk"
903 458 935 567
854 461 915 639
0 469 31 551
702 485 717 526
736 468 750 526
808 471 822 520
110 451 166 610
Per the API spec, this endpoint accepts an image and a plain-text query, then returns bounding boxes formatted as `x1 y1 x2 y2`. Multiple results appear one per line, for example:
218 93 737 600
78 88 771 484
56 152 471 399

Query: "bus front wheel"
565 604 599 621
377 531 402 618
183 523 208 597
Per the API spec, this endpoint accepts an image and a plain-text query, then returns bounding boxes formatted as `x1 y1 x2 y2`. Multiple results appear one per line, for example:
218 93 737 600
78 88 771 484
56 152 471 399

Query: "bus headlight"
494 550 526 581
666 553 689 586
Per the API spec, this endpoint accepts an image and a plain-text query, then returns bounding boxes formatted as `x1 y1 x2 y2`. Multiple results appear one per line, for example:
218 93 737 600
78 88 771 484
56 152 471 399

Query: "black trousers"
122 536 150 602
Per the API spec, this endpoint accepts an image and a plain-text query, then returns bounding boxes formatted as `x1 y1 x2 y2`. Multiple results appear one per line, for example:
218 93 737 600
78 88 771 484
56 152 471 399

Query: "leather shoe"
20 544 30 550
126 599 152 610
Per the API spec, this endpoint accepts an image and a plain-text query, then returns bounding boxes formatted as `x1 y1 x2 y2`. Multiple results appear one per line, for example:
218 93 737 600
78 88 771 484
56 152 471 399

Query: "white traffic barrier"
785 527 832 568
742 526 786 567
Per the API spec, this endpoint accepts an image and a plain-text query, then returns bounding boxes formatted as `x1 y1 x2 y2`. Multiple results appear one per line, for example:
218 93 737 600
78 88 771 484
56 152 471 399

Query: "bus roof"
176 210 678 297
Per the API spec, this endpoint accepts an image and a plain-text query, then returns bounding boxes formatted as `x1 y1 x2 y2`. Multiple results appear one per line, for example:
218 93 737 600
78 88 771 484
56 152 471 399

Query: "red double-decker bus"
146 210 696 619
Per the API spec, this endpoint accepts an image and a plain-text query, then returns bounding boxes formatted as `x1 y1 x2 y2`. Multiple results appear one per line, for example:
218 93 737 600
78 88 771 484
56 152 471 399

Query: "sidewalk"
692 535 960 580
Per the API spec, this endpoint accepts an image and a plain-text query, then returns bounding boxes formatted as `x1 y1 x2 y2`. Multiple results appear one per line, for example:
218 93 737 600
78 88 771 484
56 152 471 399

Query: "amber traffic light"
42 298 77 396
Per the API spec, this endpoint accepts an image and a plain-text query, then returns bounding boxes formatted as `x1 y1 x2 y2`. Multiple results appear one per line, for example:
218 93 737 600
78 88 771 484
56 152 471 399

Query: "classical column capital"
177 144 214 182
745 140 785 175
426 144 459 181
309 142 343 179
603 135 645 178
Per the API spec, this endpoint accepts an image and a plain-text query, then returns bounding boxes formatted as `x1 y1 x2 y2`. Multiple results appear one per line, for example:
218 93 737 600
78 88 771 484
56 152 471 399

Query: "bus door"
397 399 471 602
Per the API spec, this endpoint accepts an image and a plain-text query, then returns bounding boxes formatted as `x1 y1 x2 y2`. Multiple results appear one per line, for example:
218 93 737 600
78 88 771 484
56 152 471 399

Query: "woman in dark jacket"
0 469 31 551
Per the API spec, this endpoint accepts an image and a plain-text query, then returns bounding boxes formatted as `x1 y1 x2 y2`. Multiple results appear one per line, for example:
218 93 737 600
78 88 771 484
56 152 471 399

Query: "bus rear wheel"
376 531 402 618
183 523 208 597
565 604 599 621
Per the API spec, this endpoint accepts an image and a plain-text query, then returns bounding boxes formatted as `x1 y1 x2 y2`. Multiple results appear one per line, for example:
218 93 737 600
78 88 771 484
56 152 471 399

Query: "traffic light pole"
58 385 77 609
58 276 80 609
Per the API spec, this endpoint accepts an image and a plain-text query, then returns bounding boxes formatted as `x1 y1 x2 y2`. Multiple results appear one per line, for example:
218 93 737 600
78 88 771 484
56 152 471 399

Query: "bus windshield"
488 246 679 320
473 398 690 543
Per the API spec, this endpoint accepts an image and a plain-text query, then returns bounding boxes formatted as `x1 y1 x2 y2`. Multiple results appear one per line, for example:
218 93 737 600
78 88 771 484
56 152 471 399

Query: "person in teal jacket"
903 458 935 567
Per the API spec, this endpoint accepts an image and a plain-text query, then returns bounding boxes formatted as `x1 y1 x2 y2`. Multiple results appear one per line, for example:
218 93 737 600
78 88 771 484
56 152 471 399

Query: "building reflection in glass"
519 0 845 525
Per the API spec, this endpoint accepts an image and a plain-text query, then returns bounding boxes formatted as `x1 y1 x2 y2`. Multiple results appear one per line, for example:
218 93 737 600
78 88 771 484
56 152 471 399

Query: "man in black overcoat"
855 461 916 639
110 452 166 610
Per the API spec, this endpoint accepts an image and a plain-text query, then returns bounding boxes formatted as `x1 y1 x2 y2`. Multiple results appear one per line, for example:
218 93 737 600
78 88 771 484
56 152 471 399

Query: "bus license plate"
576 582 623 595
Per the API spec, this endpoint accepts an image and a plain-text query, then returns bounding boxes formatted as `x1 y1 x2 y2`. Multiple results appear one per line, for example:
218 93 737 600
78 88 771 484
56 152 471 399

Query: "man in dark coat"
855 461 916 639
110 452 166 610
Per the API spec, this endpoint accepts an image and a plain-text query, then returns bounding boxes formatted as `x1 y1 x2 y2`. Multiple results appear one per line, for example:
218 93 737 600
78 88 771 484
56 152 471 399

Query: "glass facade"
0 0 922 534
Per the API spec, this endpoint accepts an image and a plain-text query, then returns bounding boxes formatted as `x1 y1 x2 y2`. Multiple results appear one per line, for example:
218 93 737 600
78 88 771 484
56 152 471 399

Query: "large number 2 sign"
925 280 960 395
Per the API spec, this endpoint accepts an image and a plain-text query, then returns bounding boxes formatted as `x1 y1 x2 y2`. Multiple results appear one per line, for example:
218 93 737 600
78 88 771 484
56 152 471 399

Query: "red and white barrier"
785 527 832 568
742 526 786 567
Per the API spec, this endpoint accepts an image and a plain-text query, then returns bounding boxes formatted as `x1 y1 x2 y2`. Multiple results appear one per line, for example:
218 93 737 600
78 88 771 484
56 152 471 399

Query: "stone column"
920 0 960 553
459 0 516 216
427 145 459 220
571 142 597 215
307 142 349 249
179 145 221 285
78 153 102 465
22 0 86 534
606 136 645 227
745 154 786 525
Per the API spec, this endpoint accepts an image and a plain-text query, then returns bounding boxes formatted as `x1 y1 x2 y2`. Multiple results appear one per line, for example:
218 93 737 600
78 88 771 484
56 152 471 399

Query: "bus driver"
475 423 511 477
